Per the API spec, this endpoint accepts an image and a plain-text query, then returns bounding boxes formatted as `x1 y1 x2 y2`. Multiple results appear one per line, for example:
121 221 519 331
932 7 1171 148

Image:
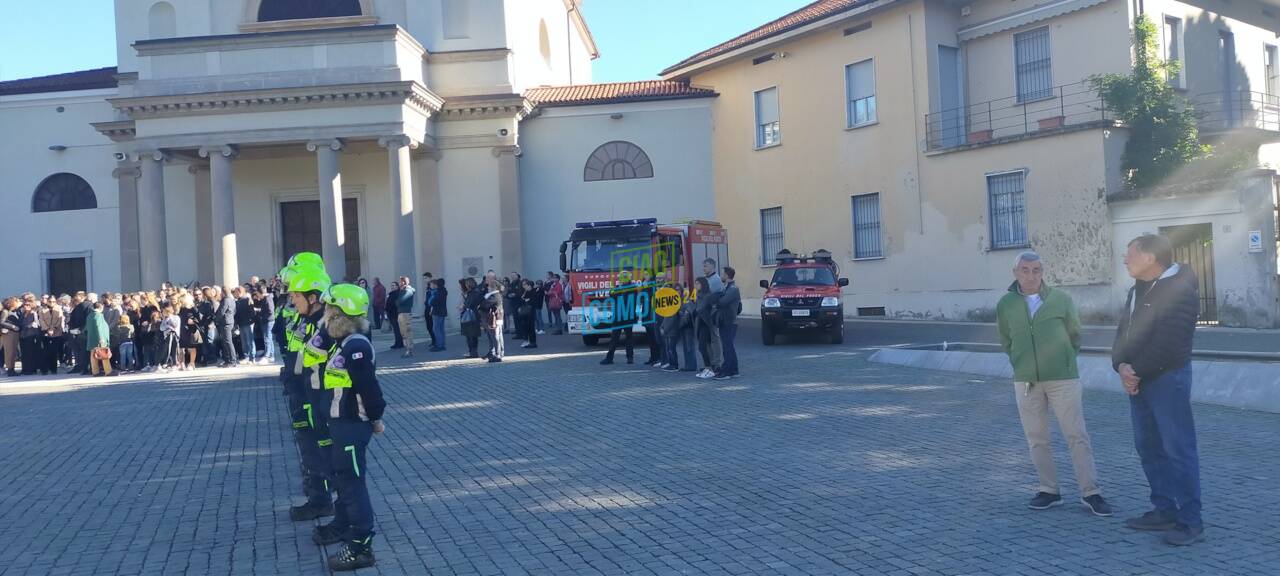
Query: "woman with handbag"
518 279 538 349
179 294 202 371
458 278 482 358
85 302 112 377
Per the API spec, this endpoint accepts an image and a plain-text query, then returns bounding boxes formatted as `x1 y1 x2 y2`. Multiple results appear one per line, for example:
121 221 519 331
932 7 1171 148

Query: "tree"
1091 15 1210 190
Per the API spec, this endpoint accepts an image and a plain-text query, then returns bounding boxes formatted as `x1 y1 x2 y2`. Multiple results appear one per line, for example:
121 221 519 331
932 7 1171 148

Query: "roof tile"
525 80 717 108
0 67 119 97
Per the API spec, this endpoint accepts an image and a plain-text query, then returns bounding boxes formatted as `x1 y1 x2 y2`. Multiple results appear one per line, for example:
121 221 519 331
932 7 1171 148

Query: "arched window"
584 141 655 182
32 173 98 213
258 0 361 22
149 1 177 39
539 20 552 67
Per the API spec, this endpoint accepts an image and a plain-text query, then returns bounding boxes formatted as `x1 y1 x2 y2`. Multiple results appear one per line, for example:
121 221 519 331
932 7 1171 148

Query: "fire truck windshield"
569 239 652 272
770 267 837 286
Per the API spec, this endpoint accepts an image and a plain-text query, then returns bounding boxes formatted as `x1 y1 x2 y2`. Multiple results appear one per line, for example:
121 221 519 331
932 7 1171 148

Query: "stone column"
137 151 170 289
200 145 240 287
494 145 523 275
380 135 417 280
113 162 142 292
413 150 443 282
307 139 347 281
190 165 213 285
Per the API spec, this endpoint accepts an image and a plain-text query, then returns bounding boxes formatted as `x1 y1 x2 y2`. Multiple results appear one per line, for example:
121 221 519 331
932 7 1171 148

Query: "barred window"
760 207 784 265
584 141 654 182
32 173 97 213
851 194 882 259
988 171 1028 249
1015 27 1052 102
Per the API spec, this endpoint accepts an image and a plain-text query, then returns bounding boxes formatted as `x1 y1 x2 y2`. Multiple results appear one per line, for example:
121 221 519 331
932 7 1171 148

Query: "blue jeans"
431 315 447 350
238 324 255 361
719 322 739 375
1129 364 1201 528
119 342 136 370
678 327 698 370
259 320 275 361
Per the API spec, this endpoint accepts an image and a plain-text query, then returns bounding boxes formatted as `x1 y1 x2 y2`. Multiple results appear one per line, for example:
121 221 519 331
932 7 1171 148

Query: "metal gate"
1160 223 1217 325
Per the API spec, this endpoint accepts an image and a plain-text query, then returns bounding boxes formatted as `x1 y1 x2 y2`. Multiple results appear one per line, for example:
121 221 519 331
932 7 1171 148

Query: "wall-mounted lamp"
48 145 67 151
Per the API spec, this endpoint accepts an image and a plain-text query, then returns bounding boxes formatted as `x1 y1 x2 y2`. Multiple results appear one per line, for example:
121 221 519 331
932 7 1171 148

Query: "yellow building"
663 0 1280 327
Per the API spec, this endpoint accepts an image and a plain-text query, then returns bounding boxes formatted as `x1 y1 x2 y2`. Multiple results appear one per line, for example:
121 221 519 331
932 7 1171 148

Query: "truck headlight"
821 297 840 307
763 298 781 308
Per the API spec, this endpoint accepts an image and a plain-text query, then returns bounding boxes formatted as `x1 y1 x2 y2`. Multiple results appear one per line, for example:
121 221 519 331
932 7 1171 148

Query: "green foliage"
1090 15 1210 189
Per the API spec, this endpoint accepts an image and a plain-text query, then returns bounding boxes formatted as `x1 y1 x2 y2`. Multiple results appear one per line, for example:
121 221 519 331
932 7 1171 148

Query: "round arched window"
258 0 361 22
584 141 655 182
539 20 552 67
32 173 98 213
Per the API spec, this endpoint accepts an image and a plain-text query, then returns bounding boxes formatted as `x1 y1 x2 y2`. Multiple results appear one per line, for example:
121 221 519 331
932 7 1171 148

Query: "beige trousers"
398 313 414 349
1014 378 1101 497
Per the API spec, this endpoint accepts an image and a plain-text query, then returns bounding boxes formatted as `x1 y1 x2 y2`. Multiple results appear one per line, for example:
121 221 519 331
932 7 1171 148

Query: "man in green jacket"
997 251 1111 516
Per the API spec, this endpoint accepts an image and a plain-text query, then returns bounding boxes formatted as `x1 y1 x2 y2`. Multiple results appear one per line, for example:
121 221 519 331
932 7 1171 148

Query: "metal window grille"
755 88 781 147
988 172 1028 249
851 194 882 259
846 59 877 127
760 207 784 264
1015 27 1052 102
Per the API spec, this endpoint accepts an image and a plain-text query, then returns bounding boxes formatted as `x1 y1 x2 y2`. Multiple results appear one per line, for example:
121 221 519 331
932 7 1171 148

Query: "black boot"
328 538 376 571
289 501 334 522
312 522 346 546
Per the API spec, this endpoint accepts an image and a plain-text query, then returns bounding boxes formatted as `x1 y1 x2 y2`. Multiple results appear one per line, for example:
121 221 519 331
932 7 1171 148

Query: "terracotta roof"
662 0 879 76
0 67 119 97
525 80 717 108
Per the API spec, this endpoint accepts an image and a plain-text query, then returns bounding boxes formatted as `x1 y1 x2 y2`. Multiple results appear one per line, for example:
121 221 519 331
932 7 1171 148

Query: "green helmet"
287 267 331 294
287 252 326 272
323 283 369 317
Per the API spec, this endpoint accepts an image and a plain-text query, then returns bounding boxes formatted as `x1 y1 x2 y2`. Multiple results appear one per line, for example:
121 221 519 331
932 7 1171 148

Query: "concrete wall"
0 90 121 296
517 99 716 280
504 0 592 91
1111 170 1280 328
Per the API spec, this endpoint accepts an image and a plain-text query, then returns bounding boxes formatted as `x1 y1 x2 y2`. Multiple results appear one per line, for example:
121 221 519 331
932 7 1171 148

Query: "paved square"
1 327 1277 575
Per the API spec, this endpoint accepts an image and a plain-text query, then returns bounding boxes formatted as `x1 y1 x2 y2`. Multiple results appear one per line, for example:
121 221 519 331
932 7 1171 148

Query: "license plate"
791 309 811 317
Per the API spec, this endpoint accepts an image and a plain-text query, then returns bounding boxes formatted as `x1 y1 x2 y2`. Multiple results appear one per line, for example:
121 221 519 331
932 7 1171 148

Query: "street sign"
1249 230 1263 253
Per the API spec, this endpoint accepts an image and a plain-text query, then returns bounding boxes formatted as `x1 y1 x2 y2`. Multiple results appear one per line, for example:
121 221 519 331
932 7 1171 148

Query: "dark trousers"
72 334 88 372
41 336 61 374
679 327 698 370
520 313 537 346
390 313 403 348
371 307 384 330
238 323 255 360
604 327 634 362
431 316 447 350
462 323 480 357
720 322 739 375
424 314 437 346
1129 364 1201 528
20 337 42 375
329 419 376 542
217 324 236 365
288 376 332 507
647 325 662 363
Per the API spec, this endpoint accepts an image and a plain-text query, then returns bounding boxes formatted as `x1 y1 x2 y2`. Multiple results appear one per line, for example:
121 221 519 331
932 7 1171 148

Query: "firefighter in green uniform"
285 264 336 521
311 283 386 571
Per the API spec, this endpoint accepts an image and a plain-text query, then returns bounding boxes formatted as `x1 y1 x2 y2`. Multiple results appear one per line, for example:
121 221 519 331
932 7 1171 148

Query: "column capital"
198 144 239 159
378 135 416 149
491 145 521 158
133 150 169 163
112 165 142 180
306 138 345 152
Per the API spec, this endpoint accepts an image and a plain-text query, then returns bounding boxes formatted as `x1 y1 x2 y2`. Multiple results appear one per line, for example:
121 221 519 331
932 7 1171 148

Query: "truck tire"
583 334 600 346
828 323 844 345
762 325 776 346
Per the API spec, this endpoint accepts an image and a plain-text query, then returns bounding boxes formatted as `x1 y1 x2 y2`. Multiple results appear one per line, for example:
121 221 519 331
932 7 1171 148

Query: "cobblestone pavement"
1 329 1277 576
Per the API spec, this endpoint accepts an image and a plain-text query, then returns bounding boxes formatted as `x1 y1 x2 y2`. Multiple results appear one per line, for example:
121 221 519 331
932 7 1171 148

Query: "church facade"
0 0 717 297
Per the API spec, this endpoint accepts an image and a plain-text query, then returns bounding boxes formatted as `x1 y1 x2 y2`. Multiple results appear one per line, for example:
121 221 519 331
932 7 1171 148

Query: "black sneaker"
312 523 345 546
1162 524 1205 546
600 358 614 365
1124 510 1178 532
663 365 680 372
1080 495 1113 517
289 502 334 522
713 371 731 380
328 539 376 572
1027 492 1063 510
488 357 502 363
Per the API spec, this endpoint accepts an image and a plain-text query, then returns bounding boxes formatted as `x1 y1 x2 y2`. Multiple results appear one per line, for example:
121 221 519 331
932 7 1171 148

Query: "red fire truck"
559 218 728 345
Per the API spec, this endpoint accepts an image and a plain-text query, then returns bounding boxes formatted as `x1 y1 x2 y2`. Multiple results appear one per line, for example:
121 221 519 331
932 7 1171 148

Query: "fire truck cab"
560 218 727 345
759 249 849 345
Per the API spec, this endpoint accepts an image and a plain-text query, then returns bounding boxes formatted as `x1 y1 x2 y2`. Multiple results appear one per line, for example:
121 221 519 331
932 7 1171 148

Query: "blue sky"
0 0 813 82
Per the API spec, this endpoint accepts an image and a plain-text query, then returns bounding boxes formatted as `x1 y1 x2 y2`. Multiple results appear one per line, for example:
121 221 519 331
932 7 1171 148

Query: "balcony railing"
926 81 1110 151
1190 91 1280 133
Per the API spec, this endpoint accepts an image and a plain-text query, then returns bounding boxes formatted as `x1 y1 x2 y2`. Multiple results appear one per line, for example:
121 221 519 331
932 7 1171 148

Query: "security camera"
113 152 126 160
497 128 510 137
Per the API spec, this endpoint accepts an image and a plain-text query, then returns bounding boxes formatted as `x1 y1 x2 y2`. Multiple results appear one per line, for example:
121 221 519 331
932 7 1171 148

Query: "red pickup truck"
759 249 849 345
